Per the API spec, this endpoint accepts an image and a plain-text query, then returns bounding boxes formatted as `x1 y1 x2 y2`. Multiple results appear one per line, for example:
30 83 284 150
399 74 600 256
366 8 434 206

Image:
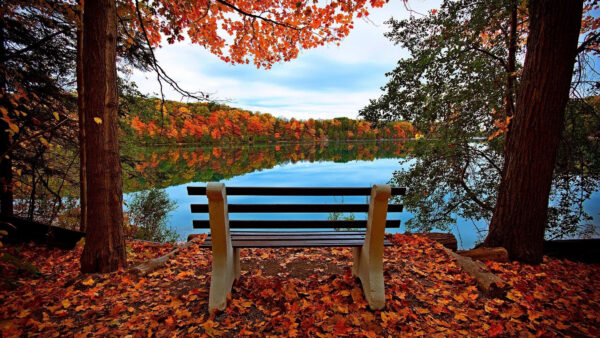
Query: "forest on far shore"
121 97 417 144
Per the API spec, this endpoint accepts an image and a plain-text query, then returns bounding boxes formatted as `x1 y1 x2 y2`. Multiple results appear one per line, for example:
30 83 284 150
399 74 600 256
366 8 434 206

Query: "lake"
123 141 600 250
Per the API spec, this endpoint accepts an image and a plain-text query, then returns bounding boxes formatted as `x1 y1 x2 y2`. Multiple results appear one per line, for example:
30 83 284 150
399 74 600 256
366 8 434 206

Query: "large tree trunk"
80 0 127 273
484 0 583 264
76 2 87 233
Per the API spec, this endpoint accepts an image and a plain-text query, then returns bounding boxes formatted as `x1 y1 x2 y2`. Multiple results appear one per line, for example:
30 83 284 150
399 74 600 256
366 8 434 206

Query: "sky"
130 1 441 120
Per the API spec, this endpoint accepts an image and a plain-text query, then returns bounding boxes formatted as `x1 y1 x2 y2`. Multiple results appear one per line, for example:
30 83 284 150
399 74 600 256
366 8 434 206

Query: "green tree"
361 0 599 256
483 0 585 263
0 0 79 221
127 188 178 243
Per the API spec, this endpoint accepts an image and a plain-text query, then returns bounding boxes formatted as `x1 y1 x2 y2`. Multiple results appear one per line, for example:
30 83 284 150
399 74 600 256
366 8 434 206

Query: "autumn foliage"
123 0 389 68
1 235 598 336
124 100 416 144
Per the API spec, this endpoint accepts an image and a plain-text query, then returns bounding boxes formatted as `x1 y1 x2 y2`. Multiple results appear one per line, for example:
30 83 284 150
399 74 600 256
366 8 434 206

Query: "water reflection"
121 141 496 250
122 141 412 192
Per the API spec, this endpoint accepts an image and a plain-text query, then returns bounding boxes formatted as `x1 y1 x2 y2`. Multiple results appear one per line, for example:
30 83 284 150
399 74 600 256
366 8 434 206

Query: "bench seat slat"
219 231 369 235
200 239 394 248
188 186 406 196
192 220 401 229
191 203 404 213
209 234 367 241
198 231 393 248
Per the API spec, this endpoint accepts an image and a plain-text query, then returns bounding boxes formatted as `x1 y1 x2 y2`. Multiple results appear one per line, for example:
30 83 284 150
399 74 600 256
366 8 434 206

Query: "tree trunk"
456 247 509 263
484 0 583 264
76 2 87 233
443 247 508 298
80 0 127 273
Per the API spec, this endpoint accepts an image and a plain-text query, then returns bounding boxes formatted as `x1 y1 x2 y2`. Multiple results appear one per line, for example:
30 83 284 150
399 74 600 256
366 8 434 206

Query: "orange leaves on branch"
131 0 390 68
489 114 513 140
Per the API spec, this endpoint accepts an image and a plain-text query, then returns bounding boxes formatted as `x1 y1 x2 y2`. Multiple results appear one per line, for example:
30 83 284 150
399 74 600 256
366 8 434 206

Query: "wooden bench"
187 183 405 312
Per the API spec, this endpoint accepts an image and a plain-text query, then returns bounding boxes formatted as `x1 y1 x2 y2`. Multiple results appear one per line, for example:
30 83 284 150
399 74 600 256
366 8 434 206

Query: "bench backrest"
187 186 405 230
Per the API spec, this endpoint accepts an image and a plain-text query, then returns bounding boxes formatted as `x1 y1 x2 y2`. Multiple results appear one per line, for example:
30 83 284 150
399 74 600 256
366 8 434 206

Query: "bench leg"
352 184 391 310
209 246 238 311
206 182 241 312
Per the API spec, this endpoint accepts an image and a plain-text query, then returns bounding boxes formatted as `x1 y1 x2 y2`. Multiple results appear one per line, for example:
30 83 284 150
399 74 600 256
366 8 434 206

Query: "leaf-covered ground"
1 234 599 337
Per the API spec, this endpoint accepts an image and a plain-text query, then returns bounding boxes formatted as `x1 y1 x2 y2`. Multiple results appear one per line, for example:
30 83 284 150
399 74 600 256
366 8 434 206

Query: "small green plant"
126 188 179 243
328 196 359 232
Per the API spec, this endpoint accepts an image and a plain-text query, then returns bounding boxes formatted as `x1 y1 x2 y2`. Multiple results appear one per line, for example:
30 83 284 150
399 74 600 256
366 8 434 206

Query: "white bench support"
352 184 391 310
206 183 240 312
205 183 391 312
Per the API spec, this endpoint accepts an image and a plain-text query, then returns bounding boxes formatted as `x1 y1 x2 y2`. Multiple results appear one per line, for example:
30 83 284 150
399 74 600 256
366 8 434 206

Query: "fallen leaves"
0 234 598 336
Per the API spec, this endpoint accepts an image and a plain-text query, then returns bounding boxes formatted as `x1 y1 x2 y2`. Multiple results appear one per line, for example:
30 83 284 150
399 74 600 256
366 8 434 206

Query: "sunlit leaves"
126 0 389 69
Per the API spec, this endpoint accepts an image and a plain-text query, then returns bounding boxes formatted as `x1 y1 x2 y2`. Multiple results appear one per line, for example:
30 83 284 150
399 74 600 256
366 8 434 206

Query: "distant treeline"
120 98 417 144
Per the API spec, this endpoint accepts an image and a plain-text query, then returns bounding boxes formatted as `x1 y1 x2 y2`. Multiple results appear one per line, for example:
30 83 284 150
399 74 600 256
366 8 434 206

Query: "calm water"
123 141 600 250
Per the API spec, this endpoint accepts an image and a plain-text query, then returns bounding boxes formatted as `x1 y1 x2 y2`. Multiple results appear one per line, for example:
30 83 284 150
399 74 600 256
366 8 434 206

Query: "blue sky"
130 1 441 120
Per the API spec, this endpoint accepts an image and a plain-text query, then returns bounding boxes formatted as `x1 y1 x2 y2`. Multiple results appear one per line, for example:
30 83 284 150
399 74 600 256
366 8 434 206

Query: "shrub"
126 188 179 243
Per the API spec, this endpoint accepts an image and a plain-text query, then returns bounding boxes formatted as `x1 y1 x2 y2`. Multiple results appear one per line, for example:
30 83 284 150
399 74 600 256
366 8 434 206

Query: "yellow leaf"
62 299 71 308
506 290 521 302
454 312 468 322
0 107 8 116
82 276 95 286
9 123 18 133
53 112 60 120
170 298 183 308
94 117 102 124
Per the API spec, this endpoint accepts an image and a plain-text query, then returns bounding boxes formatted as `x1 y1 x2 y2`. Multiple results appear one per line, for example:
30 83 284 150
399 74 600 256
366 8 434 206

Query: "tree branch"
7 28 71 59
458 159 494 212
577 32 600 54
215 0 301 31
472 45 507 70
133 0 210 103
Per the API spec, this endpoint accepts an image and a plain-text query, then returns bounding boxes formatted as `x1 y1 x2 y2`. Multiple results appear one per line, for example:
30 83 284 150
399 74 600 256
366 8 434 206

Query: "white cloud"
129 0 442 120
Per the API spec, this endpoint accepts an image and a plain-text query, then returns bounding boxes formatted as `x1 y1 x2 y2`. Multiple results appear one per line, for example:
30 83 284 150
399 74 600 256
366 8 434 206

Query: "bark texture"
457 247 509 263
485 0 584 263
79 0 127 273
129 241 195 275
